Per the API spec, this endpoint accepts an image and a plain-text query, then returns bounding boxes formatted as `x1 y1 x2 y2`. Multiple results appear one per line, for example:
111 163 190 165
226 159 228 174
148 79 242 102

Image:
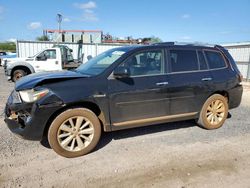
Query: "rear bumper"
228 84 243 109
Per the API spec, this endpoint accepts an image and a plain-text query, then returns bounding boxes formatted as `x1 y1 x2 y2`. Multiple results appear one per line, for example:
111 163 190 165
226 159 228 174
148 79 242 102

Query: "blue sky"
0 0 249 43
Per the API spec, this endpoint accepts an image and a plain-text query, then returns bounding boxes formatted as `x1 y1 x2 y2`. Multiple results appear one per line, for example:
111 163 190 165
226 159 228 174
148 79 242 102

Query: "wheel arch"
197 91 229 118
210 91 229 103
197 92 229 129
43 101 109 138
11 65 33 79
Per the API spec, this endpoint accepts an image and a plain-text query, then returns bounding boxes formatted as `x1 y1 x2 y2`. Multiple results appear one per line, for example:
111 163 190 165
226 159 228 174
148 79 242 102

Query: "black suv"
5 42 243 157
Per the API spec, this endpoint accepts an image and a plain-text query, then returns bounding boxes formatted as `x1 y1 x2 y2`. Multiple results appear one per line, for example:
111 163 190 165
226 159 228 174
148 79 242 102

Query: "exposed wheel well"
212 91 229 103
43 102 106 138
11 66 32 78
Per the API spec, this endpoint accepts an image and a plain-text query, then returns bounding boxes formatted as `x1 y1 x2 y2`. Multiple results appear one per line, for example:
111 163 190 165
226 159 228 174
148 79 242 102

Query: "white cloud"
0 6 4 14
85 9 94 13
181 14 191 19
180 36 192 40
0 6 4 19
219 31 231 35
27 22 42 30
63 17 71 22
75 1 96 9
7 38 17 42
82 11 98 21
74 1 98 22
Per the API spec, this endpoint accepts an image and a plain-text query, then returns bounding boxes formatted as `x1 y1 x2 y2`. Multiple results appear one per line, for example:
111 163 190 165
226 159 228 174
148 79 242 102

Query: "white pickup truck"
4 45 82 81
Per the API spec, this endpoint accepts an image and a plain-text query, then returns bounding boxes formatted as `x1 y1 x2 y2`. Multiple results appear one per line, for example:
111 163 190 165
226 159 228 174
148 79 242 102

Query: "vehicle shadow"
40 120 197 152
40 137 51 149
94 120 197 152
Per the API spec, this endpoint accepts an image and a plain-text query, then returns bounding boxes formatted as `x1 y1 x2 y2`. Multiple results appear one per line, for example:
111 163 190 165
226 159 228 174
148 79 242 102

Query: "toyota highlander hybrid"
4 42 243 158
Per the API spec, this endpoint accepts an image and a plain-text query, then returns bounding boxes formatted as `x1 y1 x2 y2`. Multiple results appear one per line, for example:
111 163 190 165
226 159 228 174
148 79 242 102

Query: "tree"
0 42 16 52
149 36 162 43
142 36 162 44
36 35 49 41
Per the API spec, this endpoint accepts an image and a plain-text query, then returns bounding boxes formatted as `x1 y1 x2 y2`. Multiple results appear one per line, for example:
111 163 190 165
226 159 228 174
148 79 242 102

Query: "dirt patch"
88 159 237 188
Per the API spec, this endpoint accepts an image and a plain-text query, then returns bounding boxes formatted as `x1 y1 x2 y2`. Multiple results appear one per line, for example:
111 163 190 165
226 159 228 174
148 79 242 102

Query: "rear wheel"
198 94 228 129
48 108 101 158
12 69 26 82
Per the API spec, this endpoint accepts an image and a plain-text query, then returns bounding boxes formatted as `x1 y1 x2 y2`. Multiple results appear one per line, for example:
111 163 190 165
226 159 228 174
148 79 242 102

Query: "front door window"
118 50 164 76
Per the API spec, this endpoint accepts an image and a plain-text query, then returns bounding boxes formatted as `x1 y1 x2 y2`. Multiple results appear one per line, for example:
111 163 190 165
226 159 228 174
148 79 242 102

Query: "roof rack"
152 42 225 49
152 42 175 46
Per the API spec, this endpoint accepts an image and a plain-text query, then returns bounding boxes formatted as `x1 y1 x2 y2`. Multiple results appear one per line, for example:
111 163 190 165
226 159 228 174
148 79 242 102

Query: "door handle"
202 77 212 81
156 82 168 86
55 61 59 64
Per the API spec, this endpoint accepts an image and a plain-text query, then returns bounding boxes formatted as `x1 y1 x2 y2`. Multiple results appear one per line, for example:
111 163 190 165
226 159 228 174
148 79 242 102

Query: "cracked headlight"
19 89 49 103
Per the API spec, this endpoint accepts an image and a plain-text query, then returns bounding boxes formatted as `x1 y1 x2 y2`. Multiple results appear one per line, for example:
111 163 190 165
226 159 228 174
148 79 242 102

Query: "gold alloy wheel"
206 99 225 126
57 116 94 152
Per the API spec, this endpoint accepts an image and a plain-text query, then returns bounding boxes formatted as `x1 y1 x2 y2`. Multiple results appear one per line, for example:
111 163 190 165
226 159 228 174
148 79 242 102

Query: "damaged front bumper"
4 90 63 140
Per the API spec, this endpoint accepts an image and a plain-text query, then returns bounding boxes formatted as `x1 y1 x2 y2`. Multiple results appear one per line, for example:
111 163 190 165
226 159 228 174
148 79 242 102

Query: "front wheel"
197 94 228 129
48 108 101 158
12 69 26 82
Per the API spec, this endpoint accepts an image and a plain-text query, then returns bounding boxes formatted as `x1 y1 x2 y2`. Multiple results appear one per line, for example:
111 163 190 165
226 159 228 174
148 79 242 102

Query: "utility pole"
57 13 62 33
56 13 62 43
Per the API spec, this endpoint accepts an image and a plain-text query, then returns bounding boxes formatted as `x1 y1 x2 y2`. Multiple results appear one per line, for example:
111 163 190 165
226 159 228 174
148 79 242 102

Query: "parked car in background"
0 51 7 56
3 45 82 82
4 42 243 158
0 52 16 66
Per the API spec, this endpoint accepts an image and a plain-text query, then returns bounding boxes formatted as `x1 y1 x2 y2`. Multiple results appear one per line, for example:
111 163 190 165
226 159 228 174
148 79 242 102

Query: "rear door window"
205 51 226 69
169 50 198 72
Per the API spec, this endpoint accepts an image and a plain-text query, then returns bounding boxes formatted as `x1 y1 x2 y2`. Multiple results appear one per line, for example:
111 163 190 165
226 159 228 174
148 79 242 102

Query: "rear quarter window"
205 51 226 69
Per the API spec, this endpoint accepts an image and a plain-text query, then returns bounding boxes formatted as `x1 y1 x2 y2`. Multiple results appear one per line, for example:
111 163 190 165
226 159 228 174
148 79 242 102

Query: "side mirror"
87 55 93 60
113 67 130 78
37 54 47 61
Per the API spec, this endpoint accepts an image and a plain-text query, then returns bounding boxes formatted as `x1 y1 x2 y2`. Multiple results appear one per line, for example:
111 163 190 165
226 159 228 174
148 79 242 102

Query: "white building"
223 42 250 80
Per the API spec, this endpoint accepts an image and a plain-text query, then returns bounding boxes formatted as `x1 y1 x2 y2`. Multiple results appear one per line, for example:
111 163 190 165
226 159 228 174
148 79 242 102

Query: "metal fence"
223 43 250 81
16 40 125 63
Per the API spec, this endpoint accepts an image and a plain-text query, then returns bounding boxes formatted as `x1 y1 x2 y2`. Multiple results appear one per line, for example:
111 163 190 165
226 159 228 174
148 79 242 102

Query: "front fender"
7 61 35 75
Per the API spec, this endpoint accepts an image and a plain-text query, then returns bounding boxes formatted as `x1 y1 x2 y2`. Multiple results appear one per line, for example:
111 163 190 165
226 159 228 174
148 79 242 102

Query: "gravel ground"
0 67 250 188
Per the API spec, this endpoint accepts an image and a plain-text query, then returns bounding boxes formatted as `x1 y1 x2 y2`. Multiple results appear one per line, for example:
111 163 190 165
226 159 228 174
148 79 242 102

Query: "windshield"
28 50 44 58
76 48 126 76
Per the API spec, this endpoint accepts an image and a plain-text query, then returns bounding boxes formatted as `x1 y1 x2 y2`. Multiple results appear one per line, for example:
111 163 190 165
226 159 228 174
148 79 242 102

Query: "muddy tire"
197 94 228 130
12 69 26 82
48 108 101 158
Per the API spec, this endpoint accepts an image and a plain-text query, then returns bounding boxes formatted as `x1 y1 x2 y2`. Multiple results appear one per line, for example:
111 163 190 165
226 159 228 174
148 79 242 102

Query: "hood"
15 70 88 91
5 57 26 64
